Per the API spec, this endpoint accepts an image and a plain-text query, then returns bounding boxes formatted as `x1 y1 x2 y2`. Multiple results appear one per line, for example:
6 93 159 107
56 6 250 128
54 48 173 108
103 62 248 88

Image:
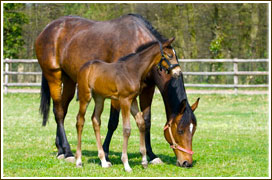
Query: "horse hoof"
76 159 82 167
76 163 82 168
142 161 148 169
57 154 65 159
101 161 111 168
149 158 163 165
107 161 112 167
125 167 132 172
65 156 76 163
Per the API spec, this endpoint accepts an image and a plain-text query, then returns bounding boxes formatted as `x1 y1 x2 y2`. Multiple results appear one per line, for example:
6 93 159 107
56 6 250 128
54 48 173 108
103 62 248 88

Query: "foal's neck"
126 44 161 81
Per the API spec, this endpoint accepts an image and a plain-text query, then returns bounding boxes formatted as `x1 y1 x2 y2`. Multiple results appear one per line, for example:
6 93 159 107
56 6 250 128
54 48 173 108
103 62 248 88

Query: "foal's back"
78 60 139 100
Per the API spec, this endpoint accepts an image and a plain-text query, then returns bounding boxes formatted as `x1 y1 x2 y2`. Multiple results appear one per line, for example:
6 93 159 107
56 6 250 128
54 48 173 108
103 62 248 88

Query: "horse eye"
177 129 184 134
168 54 173 59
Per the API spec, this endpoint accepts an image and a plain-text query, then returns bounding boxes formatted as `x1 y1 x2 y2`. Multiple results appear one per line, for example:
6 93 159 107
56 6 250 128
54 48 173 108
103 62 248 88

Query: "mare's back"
61 15 146 63
37 15 154 82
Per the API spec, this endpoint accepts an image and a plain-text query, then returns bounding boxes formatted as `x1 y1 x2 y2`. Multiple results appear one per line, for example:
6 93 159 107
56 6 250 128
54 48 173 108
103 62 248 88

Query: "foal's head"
164 98 200 167
158 39 182 78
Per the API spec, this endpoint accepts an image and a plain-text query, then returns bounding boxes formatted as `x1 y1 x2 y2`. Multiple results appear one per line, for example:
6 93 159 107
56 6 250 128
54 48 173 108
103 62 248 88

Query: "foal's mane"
118 41 158 62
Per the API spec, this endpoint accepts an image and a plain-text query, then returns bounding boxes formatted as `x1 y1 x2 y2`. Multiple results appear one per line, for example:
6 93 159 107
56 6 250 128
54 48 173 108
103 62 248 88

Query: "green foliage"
3 93 269 177
3 3 268 60
2 3 269 85
3 3 28 58
208 31 226 84
209 33 224 59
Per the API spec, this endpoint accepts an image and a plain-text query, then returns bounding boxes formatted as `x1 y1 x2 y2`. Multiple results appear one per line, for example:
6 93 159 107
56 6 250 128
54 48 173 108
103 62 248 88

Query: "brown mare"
35 14 199 167
76 39 175 172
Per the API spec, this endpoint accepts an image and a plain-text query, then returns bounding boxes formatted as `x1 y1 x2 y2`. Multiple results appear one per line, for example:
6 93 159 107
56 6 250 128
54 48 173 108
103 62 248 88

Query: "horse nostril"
182 161 188 167
182 161 192 168
177 160 193 168
179 71 182 76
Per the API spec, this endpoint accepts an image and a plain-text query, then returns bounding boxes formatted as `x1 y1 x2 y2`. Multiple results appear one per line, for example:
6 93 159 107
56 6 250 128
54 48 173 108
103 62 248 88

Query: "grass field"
2 93 270 177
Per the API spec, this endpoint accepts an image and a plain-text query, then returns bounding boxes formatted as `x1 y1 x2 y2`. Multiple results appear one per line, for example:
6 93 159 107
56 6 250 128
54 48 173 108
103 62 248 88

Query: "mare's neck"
152 70 188 121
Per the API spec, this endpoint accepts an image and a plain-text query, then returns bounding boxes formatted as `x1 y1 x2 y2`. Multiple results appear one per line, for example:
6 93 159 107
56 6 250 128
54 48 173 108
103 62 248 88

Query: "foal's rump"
77 59 102 87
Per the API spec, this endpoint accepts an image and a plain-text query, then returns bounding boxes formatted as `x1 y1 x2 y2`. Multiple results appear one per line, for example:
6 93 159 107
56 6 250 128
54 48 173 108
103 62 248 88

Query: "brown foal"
76 38 175 172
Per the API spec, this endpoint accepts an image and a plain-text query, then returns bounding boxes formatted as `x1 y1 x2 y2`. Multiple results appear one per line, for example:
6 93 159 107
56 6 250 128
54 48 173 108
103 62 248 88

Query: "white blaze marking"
190 123 194 133
172 49 176 56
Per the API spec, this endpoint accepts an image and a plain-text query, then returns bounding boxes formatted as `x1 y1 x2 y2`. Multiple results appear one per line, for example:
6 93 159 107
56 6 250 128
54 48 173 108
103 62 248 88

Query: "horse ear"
163 37 175 48
178 99 187 115
191 98 200 112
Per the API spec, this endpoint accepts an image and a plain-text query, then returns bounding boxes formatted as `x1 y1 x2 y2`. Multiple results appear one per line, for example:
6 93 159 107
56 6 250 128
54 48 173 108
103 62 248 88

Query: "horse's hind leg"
45 70 74 162
75 90 91 167
61 74 76 117
103 99 120 162
56 74 76 160
130 99 148 169
92 95 111 168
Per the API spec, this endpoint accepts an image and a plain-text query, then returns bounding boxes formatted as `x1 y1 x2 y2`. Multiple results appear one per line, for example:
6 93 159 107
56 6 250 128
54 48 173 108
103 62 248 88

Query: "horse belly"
61 33 115 82
91 72 118 99
61 59 89 82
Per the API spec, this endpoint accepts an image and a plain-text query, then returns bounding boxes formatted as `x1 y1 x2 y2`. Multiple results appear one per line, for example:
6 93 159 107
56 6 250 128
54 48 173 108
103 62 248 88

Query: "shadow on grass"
80 150 198 168
50 149 198 168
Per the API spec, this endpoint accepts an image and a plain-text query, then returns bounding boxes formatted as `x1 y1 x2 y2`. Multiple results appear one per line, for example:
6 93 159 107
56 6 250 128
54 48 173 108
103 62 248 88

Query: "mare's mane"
122 14 196 128
128 14 167 43
166 74 197 128
119 13 168 62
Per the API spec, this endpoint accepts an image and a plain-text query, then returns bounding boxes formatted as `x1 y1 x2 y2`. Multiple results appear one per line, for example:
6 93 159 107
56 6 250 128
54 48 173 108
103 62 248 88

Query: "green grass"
2 93 270 177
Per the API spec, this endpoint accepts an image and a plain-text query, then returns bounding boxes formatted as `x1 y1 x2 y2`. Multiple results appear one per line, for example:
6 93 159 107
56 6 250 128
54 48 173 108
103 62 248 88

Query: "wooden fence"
3 58 269 94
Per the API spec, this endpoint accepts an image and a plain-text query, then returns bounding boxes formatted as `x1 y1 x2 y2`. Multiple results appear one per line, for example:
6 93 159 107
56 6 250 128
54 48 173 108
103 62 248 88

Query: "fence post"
4 59 9 94
233 59 238 95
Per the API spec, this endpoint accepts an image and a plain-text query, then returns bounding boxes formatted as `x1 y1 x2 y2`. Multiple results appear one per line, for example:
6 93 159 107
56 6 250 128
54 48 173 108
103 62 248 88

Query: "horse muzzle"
170 66 182 78
176 160 193 168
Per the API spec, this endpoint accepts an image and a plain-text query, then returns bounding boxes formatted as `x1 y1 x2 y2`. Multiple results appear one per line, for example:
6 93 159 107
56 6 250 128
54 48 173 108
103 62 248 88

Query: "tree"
3 3 28 59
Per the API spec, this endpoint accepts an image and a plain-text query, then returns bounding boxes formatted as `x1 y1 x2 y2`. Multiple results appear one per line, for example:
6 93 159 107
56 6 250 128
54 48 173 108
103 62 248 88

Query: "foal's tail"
39 74 51 126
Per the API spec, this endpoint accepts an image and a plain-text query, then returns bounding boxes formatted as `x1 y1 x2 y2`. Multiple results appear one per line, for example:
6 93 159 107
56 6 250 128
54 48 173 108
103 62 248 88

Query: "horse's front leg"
130 99 148 169
92 96 111 168
120 98 132 172
139 84 163 164
103 99 120 162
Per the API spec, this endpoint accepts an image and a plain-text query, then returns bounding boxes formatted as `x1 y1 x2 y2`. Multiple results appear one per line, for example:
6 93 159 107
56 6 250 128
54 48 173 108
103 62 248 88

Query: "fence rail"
183 71 268 76
179 59 268 63
3 58 269 94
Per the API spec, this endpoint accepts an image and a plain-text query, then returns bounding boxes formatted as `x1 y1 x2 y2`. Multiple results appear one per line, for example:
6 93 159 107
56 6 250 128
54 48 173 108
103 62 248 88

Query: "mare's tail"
39 74 51 126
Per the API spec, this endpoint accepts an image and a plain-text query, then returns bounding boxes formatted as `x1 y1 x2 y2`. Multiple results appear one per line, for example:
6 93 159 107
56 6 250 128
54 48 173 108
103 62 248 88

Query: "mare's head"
158 37 182 78
164 97 200 167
